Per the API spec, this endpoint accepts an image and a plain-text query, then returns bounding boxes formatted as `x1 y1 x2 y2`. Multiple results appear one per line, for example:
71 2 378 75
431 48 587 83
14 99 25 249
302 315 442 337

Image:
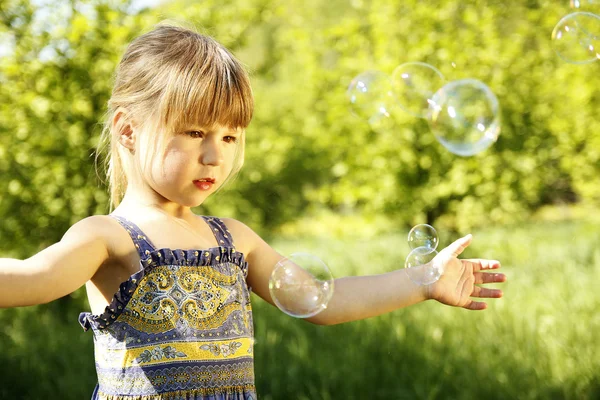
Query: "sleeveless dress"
78 215 256 399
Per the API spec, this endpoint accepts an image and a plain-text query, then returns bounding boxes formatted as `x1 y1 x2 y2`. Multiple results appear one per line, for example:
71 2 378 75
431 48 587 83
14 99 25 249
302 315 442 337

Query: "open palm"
426 234 506 310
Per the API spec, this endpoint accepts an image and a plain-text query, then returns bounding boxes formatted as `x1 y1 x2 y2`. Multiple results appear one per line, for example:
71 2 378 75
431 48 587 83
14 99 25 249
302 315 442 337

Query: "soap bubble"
428 78 501 157
347 70 395 124
404 246 442 285
391 62 446 119
551 12 600 64
408 224 439 250
570 0 600 13
269 253 334 318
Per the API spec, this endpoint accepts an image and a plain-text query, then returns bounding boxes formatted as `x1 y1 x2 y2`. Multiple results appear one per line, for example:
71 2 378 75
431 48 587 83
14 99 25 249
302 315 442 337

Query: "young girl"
0 24 506 399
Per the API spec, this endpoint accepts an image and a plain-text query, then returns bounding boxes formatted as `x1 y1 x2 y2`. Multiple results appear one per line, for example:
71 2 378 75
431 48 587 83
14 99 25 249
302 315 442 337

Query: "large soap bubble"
404 246 442 285
391 62 446 119
551 12 600 64
269 253 334 318
347 70 395 125
428 78 501 157
408 224 439 250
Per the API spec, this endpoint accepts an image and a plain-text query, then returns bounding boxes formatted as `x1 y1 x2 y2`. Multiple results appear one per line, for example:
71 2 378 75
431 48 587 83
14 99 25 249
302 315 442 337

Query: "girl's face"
139 123 242 207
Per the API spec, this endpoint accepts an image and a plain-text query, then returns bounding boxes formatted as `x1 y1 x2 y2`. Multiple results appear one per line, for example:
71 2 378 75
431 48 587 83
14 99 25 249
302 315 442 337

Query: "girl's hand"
426 234 506 310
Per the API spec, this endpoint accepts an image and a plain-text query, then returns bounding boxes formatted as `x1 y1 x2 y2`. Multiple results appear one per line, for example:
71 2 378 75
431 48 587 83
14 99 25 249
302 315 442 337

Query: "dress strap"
202 216 235 249
109 215 157 259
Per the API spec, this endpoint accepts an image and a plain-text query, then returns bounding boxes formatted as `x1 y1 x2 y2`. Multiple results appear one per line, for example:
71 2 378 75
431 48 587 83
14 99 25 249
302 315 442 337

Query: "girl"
0 23 506 399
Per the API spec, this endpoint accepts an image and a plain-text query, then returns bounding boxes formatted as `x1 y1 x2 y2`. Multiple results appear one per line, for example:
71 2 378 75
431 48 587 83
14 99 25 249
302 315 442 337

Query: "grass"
253 220 600 399
0 220 598 399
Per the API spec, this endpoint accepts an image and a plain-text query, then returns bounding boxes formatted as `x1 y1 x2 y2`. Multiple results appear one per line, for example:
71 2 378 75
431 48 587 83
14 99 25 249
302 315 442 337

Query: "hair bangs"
158 44 254 134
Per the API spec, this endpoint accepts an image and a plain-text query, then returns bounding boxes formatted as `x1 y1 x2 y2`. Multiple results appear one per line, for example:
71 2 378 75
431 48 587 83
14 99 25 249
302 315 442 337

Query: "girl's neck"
117 189 192 219
115 194 210 245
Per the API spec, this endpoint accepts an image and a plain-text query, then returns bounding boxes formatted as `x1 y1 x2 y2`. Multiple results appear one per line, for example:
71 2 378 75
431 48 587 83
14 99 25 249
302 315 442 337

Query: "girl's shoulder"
218 217 263 255
67 214 136 258
67 215 121 240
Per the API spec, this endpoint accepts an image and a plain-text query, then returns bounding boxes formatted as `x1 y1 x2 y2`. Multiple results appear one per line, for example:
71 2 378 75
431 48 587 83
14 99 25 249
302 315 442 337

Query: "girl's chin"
158 195 209 209
190 193 215 208
156 186 219 208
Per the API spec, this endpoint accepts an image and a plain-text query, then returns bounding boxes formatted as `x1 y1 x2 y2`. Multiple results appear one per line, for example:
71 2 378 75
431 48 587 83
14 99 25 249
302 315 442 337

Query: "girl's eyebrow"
216 126 243 135
185 125 241 135
184 125 208 131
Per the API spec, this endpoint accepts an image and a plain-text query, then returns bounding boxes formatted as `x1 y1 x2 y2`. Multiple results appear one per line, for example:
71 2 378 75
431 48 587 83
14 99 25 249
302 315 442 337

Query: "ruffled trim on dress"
79 246 248 332
95 387 256 400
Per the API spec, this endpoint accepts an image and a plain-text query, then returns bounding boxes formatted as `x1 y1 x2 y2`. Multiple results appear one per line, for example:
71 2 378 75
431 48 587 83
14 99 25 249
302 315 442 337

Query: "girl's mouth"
193 178 215 191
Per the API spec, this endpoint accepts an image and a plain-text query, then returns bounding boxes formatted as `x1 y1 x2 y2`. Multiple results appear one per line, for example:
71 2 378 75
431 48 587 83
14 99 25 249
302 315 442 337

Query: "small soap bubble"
404 246 442 285
408 224 439 250
551 12 600 64
347 70 395 124
391 62 446 119
269 253 334 318
570 0 600 13
428 79 501 157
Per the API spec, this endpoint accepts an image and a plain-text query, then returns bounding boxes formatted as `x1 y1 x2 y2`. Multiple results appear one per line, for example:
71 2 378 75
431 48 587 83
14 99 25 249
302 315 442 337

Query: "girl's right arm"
0 216 111 308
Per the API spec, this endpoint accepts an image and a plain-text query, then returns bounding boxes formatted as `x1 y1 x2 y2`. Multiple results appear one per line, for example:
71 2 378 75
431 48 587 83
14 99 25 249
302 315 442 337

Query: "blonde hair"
97 23 253 209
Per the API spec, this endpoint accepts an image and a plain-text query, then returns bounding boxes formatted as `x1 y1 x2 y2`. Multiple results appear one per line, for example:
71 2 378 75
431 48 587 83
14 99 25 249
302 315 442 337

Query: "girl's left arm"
225 219 506 326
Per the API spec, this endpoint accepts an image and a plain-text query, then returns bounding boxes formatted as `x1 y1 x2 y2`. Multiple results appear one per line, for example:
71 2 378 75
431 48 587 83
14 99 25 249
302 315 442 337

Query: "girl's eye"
186 130 205 139
223 136 238 144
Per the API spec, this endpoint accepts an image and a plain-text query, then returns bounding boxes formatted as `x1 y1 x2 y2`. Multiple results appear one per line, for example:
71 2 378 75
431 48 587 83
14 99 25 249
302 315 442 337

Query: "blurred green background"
0 0 599 398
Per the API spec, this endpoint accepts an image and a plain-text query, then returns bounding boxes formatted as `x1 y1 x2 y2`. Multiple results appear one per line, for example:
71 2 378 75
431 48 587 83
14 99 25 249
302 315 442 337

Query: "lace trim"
95 386 256 400
79 246 248 332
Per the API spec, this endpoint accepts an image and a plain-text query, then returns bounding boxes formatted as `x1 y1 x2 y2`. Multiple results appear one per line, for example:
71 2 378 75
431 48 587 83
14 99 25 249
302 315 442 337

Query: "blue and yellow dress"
79 215 256 399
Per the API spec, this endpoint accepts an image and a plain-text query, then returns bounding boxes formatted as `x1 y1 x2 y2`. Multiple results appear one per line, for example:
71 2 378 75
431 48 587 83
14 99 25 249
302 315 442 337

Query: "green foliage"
2 0 599 241
181 0 599 233
2 0 120 255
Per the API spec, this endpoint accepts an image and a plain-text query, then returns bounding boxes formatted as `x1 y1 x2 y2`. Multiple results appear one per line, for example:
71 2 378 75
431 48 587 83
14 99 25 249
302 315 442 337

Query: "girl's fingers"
471 286 503 298
474 272 507 284
463 259 502 271
464 301 487 311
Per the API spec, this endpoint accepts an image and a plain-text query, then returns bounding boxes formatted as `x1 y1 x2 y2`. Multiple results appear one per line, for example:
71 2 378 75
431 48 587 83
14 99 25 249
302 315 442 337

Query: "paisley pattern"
119 264 241 334
79 215 256 400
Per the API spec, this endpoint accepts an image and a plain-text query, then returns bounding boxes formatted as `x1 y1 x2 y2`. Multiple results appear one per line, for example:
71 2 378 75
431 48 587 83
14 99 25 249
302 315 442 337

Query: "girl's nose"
200 139 224 166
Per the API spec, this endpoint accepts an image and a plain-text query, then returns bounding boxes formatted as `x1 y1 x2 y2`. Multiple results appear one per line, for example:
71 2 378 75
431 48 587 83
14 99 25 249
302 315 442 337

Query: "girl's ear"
113 108 136 153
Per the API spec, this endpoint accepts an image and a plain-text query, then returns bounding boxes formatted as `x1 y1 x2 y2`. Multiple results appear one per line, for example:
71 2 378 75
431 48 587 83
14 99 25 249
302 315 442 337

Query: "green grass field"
0 220 598 399
252 220 600 399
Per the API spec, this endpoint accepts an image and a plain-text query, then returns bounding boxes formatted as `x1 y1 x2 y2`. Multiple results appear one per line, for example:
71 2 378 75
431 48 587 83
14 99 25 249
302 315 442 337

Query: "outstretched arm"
305 235 504 324
227 219 505 326
0 216 110 308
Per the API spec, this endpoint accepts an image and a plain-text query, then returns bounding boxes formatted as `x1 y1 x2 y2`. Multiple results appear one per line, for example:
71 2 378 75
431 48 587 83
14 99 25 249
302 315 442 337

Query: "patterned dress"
79 215 256 399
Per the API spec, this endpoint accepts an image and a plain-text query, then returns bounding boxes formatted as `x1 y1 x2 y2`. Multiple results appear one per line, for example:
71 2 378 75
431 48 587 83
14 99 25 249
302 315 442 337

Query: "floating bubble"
268 253 334 318
570 0 600 13
347 70 395 124
408 224 439 250
551 12 600 64
428 79 501 157
404 246 442 285
391 62 446 119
